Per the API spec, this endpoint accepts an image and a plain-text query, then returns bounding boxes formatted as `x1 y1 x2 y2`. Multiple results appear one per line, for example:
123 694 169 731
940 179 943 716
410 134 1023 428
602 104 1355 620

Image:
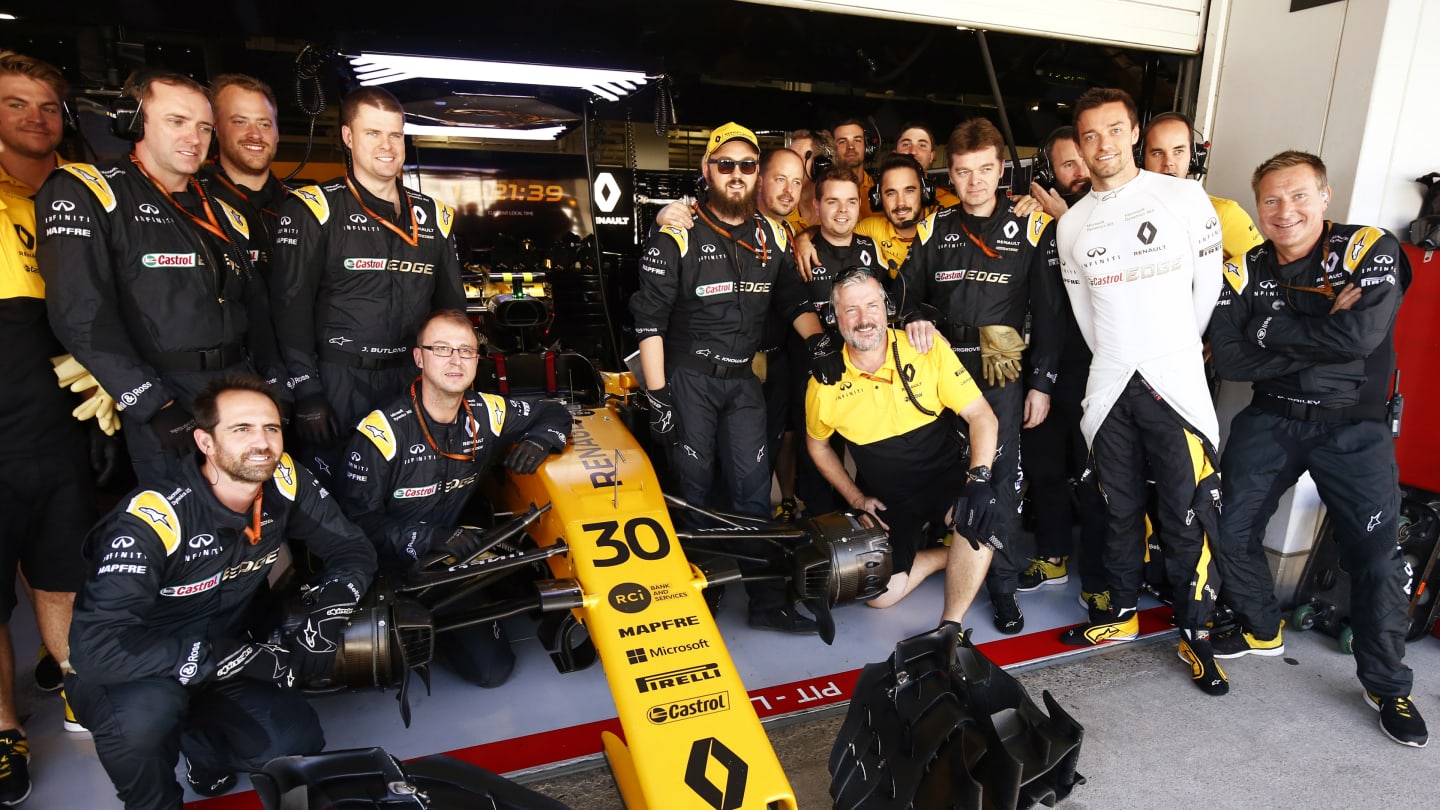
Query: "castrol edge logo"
142 252 198 267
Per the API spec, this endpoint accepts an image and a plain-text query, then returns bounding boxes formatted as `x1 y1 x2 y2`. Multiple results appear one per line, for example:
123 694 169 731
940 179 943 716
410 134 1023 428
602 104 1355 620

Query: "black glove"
287 579 361 679
952 479 1001 551
645 387 681 447
505 438 549 474
805 331 846 385
294 393 337 447
441 527 488 562
212 639 294 686
149 404 197 454
89 423 121 487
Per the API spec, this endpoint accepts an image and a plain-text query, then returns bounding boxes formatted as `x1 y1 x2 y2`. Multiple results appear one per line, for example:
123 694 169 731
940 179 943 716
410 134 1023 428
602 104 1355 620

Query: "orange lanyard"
129 155 230 243
959 220 1000 259
694 204 770 264
243 491 264 545
347 177 419 247
410 379 478 462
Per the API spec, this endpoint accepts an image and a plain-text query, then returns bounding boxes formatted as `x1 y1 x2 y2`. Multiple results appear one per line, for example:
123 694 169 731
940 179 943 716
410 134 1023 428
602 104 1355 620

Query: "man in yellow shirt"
805 270 999 624
1141 113 1263 264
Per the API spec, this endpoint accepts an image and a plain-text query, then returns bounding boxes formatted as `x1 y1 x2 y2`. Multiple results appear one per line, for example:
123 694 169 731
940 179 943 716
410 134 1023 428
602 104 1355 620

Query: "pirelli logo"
635 663 722 694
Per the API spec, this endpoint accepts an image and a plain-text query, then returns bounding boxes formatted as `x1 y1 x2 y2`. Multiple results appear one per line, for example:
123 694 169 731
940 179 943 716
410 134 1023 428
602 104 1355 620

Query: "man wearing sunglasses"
896 118 1064 636
1208 150 1425 747
631 122 816 634
341 309 570 687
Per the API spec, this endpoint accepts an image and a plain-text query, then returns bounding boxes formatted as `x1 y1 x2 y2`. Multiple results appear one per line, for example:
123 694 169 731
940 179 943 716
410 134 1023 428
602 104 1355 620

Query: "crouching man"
342 310 571 687
805 269 1000 624
65 373 377 809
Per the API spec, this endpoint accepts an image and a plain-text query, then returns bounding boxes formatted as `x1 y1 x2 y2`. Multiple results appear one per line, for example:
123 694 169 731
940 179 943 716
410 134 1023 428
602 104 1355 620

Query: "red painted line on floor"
187 605 1173 809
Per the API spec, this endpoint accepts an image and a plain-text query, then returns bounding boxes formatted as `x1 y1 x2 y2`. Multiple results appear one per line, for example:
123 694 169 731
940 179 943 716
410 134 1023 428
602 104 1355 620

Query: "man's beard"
214 447 278 484
707 184 756 222
842 321 884 352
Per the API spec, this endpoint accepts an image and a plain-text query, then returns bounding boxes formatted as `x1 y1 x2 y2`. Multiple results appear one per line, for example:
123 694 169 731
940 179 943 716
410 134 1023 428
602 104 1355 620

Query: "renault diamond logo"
684 737 748 810
594 172 622 213
414 206 428 225
1137 221 1157 245
1003 221 1019 239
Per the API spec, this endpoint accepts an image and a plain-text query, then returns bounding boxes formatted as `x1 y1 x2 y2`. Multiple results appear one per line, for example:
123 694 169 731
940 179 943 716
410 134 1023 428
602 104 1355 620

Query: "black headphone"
109 94 143 141
1139 112 1210 178
110 67 197 142
869 153 935 212
823 266 896 326
1031 146 1055 190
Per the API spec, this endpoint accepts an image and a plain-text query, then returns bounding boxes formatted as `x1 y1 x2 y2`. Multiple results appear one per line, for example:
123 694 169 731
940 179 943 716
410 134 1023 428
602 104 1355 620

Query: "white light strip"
350 53 647 98
403 123 566 141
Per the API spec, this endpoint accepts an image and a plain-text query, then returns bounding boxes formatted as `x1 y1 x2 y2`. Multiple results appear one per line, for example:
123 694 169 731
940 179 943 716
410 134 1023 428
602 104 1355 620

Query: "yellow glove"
53 355 121 435
52 353 100 392
978 325 1027 388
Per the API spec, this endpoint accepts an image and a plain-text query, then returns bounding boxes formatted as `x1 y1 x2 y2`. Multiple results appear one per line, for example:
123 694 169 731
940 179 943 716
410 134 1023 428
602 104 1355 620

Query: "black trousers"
1218 407 1412 696
1021 394 1109 592
299 360 417 487
668 367 782 610
67 673 324 810
1090 374 1220 631
973 373 1025 598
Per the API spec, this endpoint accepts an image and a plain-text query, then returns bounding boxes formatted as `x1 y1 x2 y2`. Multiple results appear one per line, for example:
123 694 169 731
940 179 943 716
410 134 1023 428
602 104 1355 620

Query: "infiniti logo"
350 213 368 224
1086 247 1107 257
280 216 292 226
51 199 75 211
943 232 961 242
409 443 426 455
188 533 215 548
138 203 161 215
111 536 135 549
701 244 718 254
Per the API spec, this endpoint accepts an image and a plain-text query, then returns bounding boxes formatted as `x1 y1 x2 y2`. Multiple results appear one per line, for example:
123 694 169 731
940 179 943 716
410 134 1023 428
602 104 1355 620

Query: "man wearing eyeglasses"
342 309 570 687
631 122 816 634
896 118 1064 637
270 86 465 487
1208 150 1425 747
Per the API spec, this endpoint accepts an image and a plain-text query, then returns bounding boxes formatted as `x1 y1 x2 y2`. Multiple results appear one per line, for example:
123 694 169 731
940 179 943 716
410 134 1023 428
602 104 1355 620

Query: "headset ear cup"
1190 133 1210 178
869 180 882 212
919 172 935 207
109 96 143 142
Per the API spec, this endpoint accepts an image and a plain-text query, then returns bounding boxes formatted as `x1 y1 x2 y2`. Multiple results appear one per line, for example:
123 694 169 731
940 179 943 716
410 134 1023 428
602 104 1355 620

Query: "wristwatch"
966 465 992 483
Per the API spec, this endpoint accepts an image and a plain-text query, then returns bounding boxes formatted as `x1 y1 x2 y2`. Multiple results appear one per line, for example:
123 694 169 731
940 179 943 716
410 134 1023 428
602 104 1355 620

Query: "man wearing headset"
269 86 465 487
1141 113 1262 264
833 119 881 217
630 122 816 634
897 118 1063 636
38 69 285 484
795 154 934 282
805 270 1000 623
784 128 832 233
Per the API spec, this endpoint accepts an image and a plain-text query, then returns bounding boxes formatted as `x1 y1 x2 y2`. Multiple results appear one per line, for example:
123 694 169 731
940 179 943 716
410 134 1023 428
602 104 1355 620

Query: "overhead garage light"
403 123 567 141
350 53 648 100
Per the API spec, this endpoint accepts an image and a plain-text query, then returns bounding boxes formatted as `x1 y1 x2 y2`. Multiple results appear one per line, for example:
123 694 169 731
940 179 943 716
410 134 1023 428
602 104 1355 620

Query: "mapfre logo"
142 253 198 267
647 692 730 725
